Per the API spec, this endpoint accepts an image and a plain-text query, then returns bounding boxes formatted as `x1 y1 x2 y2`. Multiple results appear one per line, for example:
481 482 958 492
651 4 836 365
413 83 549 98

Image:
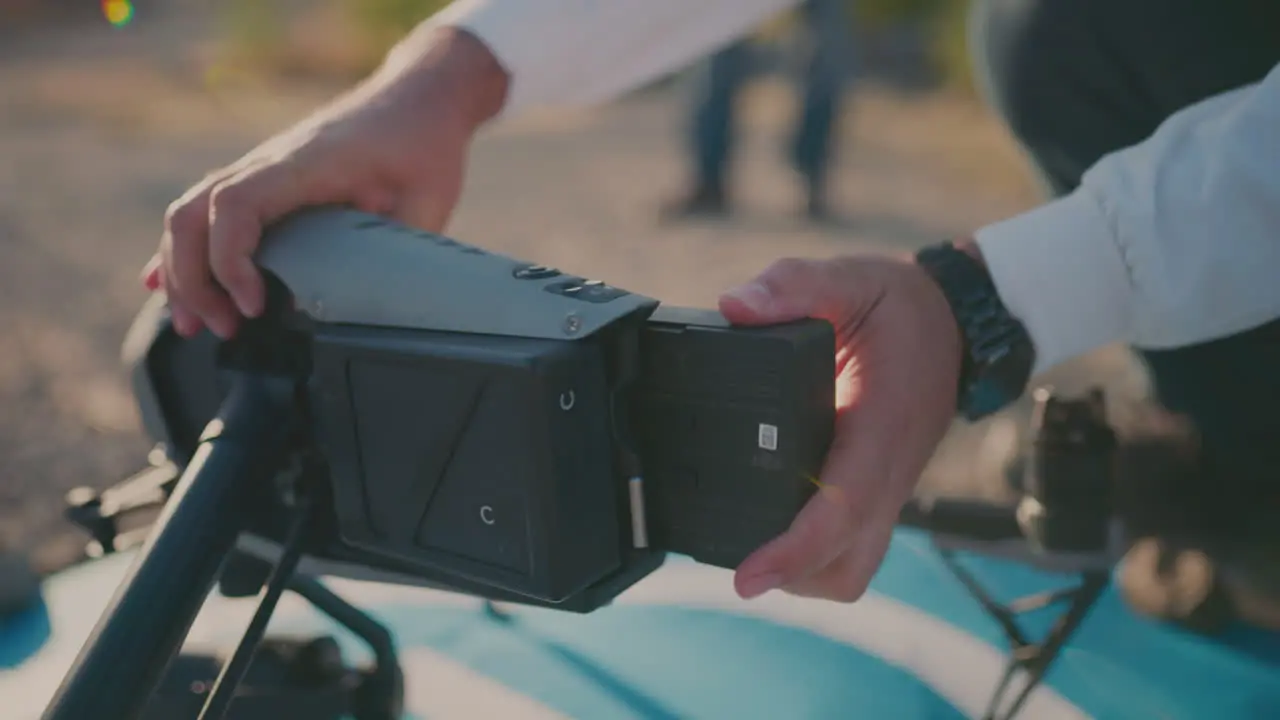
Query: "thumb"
719 257 847 326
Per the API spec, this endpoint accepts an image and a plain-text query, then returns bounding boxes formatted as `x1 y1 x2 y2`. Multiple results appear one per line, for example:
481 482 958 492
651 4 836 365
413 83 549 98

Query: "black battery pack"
634 309 835 569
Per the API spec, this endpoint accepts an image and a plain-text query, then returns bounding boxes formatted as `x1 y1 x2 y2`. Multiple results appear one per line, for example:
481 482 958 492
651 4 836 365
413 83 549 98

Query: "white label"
758 423 778 451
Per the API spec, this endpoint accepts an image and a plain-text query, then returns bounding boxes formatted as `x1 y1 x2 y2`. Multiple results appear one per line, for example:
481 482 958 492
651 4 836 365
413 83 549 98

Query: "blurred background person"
662 0 859 221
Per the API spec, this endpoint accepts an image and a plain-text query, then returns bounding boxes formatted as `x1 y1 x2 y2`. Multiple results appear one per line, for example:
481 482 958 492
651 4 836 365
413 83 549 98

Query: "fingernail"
739 573 783 599
725 282 774 314
236 295 262 319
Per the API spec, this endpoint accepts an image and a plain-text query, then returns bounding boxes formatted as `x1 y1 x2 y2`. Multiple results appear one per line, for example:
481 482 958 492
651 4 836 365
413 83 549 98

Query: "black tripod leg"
987 573 1109 720
41 375 297 720
288 576 405 720
198 497 314 720
939 549 1031 648
936 547 1110 720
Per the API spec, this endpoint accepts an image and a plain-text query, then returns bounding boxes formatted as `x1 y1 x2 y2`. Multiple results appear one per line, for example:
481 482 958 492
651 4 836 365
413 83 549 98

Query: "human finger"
733 414 892 599
162 195 239 339
140 254 162 291
780 495 900 602
718 257 851 326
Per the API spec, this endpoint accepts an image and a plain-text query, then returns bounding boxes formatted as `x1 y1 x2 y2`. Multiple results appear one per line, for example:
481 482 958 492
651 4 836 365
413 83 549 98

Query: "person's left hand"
718 252 964 602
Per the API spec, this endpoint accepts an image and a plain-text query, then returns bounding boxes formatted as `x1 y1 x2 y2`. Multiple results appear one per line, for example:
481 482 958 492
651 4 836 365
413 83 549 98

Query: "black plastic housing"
125 303 835 610
635 312 834 568
308 323 624 603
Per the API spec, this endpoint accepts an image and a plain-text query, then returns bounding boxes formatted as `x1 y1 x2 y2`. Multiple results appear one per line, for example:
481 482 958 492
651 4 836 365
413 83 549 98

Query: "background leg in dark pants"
671 40 754 216
969 0 1280 629
789 0 857 218
665 0 856 219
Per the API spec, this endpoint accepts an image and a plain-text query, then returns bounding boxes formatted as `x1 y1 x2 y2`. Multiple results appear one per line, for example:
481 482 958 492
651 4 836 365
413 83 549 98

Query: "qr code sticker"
758 423 778 451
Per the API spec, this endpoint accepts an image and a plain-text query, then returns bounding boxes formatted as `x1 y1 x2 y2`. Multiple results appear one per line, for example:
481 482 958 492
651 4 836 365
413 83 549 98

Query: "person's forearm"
974 61 1280 376
374 25 511 130
408 0 802 116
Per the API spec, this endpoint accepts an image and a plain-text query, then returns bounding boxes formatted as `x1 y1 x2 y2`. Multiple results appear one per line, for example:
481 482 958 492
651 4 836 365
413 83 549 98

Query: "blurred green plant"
219 0 288 70
770 0 976 92
341 0 451 43
855 0 975 92
336 0 452 71
928 0 975 93
853 0 943 27
217 0 452 79
215 0 974 92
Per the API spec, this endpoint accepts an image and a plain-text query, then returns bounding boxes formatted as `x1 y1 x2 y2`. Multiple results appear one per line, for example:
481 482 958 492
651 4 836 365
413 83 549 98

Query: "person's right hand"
142 27 509 340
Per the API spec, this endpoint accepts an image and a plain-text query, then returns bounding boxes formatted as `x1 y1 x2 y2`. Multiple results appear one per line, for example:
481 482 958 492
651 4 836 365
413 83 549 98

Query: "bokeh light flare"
102 0 134 27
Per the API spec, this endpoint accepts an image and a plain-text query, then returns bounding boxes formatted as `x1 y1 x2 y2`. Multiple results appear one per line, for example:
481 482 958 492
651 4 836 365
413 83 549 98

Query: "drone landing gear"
164 549 407 720
936 549 1109 720
147 635 356 720
66 454 406 720
288 575 406 720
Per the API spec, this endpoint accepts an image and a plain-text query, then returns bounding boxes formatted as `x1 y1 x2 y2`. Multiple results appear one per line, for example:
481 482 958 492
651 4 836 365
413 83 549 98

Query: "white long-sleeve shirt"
429 0 1280 375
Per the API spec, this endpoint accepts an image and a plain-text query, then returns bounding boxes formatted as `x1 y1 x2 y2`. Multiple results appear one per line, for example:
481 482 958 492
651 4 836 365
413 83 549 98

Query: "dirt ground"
0 5 1149 574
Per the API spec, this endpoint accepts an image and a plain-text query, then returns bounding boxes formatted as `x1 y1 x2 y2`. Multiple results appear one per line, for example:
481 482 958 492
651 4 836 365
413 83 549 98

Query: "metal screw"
562 313 583 335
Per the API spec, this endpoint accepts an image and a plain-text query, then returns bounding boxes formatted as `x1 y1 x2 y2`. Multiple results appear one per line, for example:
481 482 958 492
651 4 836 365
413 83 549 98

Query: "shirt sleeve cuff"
425 0 572 117
973 188 1133 376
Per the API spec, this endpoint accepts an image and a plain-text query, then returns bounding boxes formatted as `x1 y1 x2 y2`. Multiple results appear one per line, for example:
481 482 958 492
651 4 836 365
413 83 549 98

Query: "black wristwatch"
914 241 1036 421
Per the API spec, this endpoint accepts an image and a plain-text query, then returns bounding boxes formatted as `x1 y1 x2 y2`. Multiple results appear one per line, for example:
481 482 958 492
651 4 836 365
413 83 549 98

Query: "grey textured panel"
256 208 660 339
120 292 172 449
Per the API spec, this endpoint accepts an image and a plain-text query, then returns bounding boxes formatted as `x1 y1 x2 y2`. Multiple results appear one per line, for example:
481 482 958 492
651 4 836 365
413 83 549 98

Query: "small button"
577 283 627 303
543 278 627 304
514 264 560 279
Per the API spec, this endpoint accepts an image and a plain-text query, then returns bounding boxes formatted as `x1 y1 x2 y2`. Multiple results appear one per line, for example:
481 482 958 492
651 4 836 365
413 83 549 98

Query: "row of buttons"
511 264 627 304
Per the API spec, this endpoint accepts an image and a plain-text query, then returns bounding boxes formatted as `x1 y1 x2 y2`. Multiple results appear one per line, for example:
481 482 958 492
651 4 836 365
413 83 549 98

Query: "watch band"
914 241 1036 421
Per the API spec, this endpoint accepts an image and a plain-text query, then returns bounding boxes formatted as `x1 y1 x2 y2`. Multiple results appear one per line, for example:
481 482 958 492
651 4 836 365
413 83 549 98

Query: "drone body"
18 208 1280 719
